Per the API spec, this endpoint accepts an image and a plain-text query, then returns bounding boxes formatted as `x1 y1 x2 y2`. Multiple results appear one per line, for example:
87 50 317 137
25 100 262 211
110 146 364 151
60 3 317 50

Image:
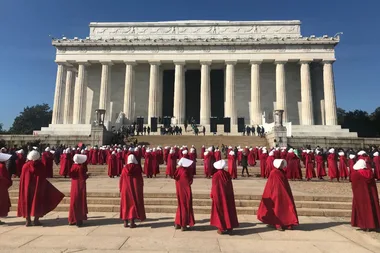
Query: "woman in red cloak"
237 148 242 166
144 149 153 178
116 149 123 176
348 154 356 181
210 160 239 234
200 145 205 159
189 148 197 176
373 152 380 180
257 159 299 231
327 148 339 182
259 149 268 178
227 150 237 179
305 150 316 181
280 148 287 159
98 148 105 165
351 159 380 231
265 151 275 178
314 150 326 179
357 151 372 170
42 147 54 178
203 151 213 178
163 147 170 164
91 147 99 165
166 149 177 178
247 148 255 166
18 150 64 226
338 151 349 180
120 154 146 228
174 158 195 231
68 154 88 227
152 148 160 177
285 149 302 180
107 152 118 178
214 149 222 161
16 149 26 177
0 153 12 224
59 148 71 178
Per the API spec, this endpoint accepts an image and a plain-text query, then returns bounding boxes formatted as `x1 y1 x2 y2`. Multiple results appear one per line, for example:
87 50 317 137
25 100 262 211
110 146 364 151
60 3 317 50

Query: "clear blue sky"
1 0 379 129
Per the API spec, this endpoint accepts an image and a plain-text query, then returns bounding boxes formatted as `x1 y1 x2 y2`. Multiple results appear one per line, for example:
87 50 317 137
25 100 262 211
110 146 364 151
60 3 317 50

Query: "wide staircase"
8 190 352 217
136 135 268 148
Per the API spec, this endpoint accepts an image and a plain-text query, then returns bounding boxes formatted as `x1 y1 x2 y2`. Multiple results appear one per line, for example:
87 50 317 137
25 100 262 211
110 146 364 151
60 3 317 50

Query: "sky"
1 0 379 129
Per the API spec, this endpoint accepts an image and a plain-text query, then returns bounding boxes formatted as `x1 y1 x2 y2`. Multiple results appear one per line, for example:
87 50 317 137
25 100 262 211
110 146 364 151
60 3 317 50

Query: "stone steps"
136 135 268 149
8 190 353 217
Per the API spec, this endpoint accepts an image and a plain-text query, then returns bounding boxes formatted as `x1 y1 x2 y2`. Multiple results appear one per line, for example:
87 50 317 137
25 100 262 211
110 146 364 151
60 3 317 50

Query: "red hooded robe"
68 163 88 224
174 167 195 228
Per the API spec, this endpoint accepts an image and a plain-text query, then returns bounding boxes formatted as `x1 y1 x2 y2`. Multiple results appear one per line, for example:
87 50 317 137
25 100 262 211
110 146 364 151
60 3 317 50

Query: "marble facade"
38 20 349 136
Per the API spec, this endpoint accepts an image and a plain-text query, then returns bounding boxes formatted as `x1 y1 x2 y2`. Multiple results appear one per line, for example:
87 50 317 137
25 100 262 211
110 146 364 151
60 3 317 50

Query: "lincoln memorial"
37 20 356 137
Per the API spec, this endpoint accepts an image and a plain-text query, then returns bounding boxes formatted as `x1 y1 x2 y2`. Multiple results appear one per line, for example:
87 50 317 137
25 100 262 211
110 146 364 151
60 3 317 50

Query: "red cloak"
120 163 146 221
144 152 153 177
59 153 71 177
201 147 205 159
18 160 64 218
174 167 195 227
91 149 98 165
248 150 256 166
189 152 197 175
327 153 339 180
16 153 26 177
98 150 105 165
373 156 380 180
166 153 177 177
152 151 160 176
285 153 302 180
210 169 239 231
214 151 222 161
351 169 380 229
265 156 275 178
315 154 327 178
339 156 349 179
203 152 213 177
305 153 316 180
257 169 299 228
107 155 118 177
42 151 54 178
0 163 12 217
348 158 356 181
116 152 123 176
227 154 237 179
280 150 287 159
259 153 268 178
68 163 88 224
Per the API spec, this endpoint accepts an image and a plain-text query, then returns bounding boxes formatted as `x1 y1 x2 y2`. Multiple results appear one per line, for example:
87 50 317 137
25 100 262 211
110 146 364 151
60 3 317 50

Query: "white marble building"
37 20 357 137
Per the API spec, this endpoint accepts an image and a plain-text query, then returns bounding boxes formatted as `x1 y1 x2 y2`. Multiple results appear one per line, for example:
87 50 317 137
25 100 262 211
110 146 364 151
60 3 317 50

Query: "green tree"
9 104 52 134
0 123 4 133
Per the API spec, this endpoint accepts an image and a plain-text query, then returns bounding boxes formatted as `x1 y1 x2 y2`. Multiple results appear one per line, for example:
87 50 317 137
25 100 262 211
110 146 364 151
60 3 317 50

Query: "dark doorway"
185 70 201 124
210 69 225 124
162 70 175 118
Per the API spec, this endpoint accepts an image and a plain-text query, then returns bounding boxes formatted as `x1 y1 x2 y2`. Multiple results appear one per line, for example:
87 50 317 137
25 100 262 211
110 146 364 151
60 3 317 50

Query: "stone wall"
288 137 380 149
0 127 113 147
85 61 324 125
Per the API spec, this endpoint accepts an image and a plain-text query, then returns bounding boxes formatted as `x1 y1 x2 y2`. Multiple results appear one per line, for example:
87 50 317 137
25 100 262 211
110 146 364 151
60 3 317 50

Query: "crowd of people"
0 143 379 233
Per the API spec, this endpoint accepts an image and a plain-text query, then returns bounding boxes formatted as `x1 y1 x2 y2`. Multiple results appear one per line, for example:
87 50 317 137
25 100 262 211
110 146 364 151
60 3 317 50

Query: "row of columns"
51 60 338 126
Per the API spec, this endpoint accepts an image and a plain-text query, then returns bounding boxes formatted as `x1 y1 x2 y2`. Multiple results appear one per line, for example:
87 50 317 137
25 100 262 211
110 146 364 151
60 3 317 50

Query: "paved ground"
9 175 374 197
0 212 379 253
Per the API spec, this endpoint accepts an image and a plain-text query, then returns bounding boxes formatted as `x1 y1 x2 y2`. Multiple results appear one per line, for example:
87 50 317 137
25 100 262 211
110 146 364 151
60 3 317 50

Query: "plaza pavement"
3 177 380 252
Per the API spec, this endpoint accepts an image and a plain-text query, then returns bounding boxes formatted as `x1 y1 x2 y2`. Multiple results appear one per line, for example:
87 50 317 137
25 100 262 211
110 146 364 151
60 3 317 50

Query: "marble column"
323 61 338 125
51 63 65 124
275 61 287 122
148 61 160 123
99 61 113 123
123 61 136 123
73 62 88 124
225 61 237 125
63 69 75 124
200 61 211 125
250 61 262 125
173 61 186 124
300 60 314 125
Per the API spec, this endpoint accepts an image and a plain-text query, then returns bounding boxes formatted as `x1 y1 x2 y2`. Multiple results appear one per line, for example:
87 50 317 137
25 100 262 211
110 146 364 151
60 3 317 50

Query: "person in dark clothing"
143 126 147 135
202 126 206 136
251 126 256 136
147 126 151 135
241 152 249 177
257 126 261 137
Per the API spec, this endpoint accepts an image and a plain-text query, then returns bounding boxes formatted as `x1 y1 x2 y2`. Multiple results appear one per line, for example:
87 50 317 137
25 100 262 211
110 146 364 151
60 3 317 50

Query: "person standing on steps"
147 126 151 135
174 158 195 231
0 153 12 225
120 154 146 228
241 151 250 177
68 154 88 227
210 160 239 234
257 159 299 231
